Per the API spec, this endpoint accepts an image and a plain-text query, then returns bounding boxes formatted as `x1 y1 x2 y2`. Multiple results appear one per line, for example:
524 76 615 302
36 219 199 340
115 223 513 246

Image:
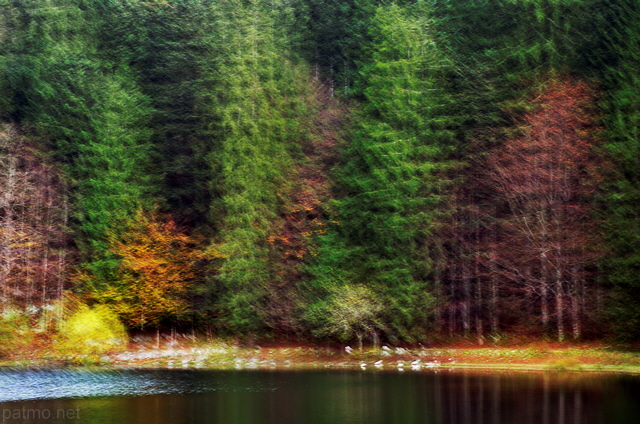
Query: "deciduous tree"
482 78 604 339
97 210 197 329
0 124 69 312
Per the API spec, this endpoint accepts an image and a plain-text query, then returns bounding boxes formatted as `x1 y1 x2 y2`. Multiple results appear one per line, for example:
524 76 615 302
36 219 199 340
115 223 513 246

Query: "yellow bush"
57 304 127 356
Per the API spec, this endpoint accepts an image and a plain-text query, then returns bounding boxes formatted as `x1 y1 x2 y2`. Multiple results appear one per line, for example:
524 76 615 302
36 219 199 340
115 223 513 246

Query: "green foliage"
95 0 214 227
307 3 450 342
433 0 518 137
305 0 379 91
502 0 598 77
0 0 637 345
307 284 382 349
0 0 20 119
7 0 156 291
201 0 312 335
597 0 640 340
57 303 126 356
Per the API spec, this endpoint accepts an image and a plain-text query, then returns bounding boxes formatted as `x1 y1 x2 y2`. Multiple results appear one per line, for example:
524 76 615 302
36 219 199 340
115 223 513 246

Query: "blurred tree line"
0 0 639 345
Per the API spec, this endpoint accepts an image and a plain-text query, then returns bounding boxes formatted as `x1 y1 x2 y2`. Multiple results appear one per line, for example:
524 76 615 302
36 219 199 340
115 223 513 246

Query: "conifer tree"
305 0 380 93
95 0 214 229
598 0 640 339
308 3 456 342
201 0 309 335
0 0 21 120
10 0 155 300
505 0 595 77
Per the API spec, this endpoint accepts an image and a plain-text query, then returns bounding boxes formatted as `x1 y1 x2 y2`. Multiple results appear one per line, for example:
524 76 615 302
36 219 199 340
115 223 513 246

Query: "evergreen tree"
305 0 380 94
505 0 595 78
0 0 21 119
94 0 214 230
433 0 518 136
598 0 640 340
202 0 310 335
308 3 456 342
9 0 155 301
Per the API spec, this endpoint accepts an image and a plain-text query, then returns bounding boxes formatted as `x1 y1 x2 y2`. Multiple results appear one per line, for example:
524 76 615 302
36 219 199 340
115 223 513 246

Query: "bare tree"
0 124 70 315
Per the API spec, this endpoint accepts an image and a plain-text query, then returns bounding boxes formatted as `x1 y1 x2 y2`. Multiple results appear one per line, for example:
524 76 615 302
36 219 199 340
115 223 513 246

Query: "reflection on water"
0 368 638 424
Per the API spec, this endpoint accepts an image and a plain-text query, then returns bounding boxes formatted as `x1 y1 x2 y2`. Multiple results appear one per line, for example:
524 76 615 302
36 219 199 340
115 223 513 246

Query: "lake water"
0 368 639 423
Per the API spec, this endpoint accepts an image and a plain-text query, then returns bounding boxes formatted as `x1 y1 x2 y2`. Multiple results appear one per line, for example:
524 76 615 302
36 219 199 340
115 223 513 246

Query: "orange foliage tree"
100 210 198 329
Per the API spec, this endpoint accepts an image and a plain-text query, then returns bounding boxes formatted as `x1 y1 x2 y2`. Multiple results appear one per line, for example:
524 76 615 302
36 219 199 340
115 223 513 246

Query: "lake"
0 368 639 423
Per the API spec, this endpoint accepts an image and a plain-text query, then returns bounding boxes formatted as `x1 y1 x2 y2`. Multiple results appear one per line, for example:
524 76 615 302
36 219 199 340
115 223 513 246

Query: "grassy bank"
3 337 640 374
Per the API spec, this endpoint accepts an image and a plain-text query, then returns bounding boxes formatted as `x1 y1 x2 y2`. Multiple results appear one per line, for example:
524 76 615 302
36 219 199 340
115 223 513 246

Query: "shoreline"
3 341 640 375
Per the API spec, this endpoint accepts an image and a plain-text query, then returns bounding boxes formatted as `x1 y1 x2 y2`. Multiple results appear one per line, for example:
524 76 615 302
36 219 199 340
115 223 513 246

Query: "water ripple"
0 369 277 402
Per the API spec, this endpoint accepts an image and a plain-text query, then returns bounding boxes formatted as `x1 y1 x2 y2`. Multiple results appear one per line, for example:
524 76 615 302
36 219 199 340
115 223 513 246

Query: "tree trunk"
475 222 484 345
433 241 445 333
491 273 498 334
541 252 550 331
371 330 379 348
449 262 456 337
570 266 581 340
462 256 471 338
555 266 564 342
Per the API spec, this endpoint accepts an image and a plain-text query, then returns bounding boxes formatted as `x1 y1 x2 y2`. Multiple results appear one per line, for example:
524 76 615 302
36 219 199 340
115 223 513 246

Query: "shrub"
0 307 34 358
57 304 127 356
308 284 383 350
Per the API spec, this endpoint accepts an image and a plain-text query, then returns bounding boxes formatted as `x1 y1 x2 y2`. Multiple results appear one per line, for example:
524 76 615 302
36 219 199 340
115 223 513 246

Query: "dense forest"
0 0 639 346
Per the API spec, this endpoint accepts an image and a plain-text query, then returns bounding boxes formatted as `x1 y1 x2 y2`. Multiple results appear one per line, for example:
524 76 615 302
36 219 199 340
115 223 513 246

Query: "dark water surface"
0 368 639 423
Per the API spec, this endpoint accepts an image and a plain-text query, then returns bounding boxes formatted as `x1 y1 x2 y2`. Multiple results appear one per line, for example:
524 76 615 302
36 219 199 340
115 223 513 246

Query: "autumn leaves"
481 79 604 340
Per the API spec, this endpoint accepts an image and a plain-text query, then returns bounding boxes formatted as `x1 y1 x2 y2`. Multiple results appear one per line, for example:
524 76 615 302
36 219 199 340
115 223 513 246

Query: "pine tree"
304 0 380 94
0 0 21 119
505 0 595 78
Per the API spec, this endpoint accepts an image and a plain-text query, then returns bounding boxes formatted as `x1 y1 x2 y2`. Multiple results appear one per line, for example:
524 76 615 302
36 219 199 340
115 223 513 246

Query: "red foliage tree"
264 78 344 334
482 78 604 340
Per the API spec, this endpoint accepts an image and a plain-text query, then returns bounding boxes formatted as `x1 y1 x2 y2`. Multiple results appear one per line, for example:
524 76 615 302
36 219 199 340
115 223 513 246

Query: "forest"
0 0 639 349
